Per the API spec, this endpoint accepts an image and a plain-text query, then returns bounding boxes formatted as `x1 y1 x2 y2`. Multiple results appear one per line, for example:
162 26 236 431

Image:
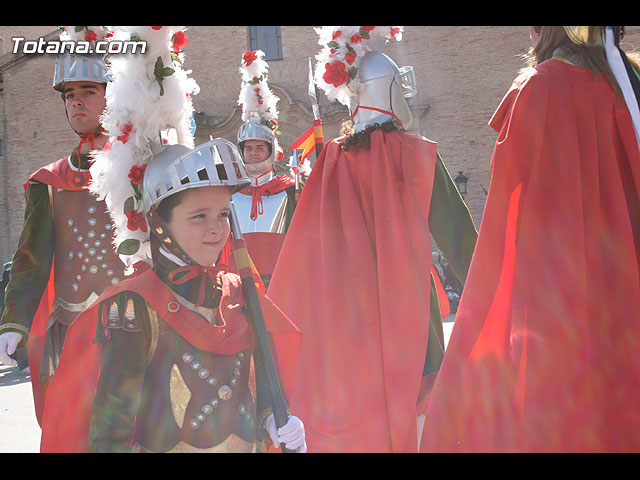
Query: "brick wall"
1 26 639 264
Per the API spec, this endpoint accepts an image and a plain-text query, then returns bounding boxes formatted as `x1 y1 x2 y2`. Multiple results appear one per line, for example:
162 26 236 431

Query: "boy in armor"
39 139 306 453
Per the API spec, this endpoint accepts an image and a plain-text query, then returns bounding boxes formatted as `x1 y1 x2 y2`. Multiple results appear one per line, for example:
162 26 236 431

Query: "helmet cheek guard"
353 51 416 132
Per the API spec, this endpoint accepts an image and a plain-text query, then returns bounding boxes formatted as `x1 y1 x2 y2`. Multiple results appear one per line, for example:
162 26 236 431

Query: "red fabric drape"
268 129 438 452
420 60 640 452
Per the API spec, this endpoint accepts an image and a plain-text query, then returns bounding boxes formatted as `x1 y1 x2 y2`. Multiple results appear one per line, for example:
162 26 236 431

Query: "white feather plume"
88 26 199 272
237 49 280 128
314 26 403 109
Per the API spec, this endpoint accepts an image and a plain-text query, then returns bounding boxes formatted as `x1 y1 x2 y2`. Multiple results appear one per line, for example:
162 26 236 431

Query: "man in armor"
231 50 298 290
39 139 306 453
0 52 125 425
267 26 478 452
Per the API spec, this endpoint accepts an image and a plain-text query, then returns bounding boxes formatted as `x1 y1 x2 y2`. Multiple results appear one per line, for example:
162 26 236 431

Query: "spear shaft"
229 201 294 453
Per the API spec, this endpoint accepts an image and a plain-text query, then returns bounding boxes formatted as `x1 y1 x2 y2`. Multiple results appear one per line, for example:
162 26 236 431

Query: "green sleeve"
0 182 55 345
428 153 478 284
89 293 148 453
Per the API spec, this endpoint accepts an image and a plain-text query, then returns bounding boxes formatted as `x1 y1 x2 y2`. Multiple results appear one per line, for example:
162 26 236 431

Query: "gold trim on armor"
52 292 100 313
131 435 265 453
170 363 191 429
145 306 160 366
171 292 218 325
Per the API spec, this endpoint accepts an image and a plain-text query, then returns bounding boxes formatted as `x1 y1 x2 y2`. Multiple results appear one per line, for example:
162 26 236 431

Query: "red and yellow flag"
288 125 316 160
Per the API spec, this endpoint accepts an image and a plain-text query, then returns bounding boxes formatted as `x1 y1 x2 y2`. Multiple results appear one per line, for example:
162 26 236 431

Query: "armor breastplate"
51 187 125 324
133 319 257 452
232 190 289 234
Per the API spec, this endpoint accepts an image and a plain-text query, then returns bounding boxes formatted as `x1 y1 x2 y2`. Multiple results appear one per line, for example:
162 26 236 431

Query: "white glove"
264 413 307 453
0 332 22 367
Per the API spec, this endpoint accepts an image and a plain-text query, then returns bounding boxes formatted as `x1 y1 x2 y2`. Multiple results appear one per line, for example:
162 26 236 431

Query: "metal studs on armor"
66 204 119 294
182 352 194 363
182 350 248 430
201 404 214 416
217 385 233 401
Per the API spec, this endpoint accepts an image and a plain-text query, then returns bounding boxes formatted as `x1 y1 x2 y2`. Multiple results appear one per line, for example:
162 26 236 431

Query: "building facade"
1 26 639 266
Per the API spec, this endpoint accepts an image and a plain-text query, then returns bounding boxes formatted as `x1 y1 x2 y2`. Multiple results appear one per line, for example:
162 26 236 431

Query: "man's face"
242 140 271 165
62 81 106 135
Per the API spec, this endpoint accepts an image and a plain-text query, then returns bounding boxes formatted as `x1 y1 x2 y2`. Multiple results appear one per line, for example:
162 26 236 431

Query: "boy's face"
167 186 232 266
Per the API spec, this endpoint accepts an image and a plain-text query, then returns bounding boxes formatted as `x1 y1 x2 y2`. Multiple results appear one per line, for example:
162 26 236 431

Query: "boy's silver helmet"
352 51 417 132
142 138 251 215
53 53 110 92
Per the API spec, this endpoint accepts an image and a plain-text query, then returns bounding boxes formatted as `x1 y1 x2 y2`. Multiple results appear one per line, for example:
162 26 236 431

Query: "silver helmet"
352 51 417 132
143 138 250 215
144 138 251 265
236 116 276 176
53 53 110 92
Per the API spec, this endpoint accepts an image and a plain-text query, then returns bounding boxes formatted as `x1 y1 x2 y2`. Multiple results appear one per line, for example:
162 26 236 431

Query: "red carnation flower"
390 27 401 38
117 123 133 144
350 33 363 44
125 210 148 232
362 26 375 32
85 31 97 42
128 164 147 185
243 50 258 67
172 31 188 52
332 30 342 40
345 52 356 65
323 60 349 88
151 26 163 30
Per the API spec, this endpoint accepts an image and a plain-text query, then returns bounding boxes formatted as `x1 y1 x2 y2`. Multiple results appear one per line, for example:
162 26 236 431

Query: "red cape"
39 268 301 453
420 59 640 452
23 155 89 426
268 130 438 452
